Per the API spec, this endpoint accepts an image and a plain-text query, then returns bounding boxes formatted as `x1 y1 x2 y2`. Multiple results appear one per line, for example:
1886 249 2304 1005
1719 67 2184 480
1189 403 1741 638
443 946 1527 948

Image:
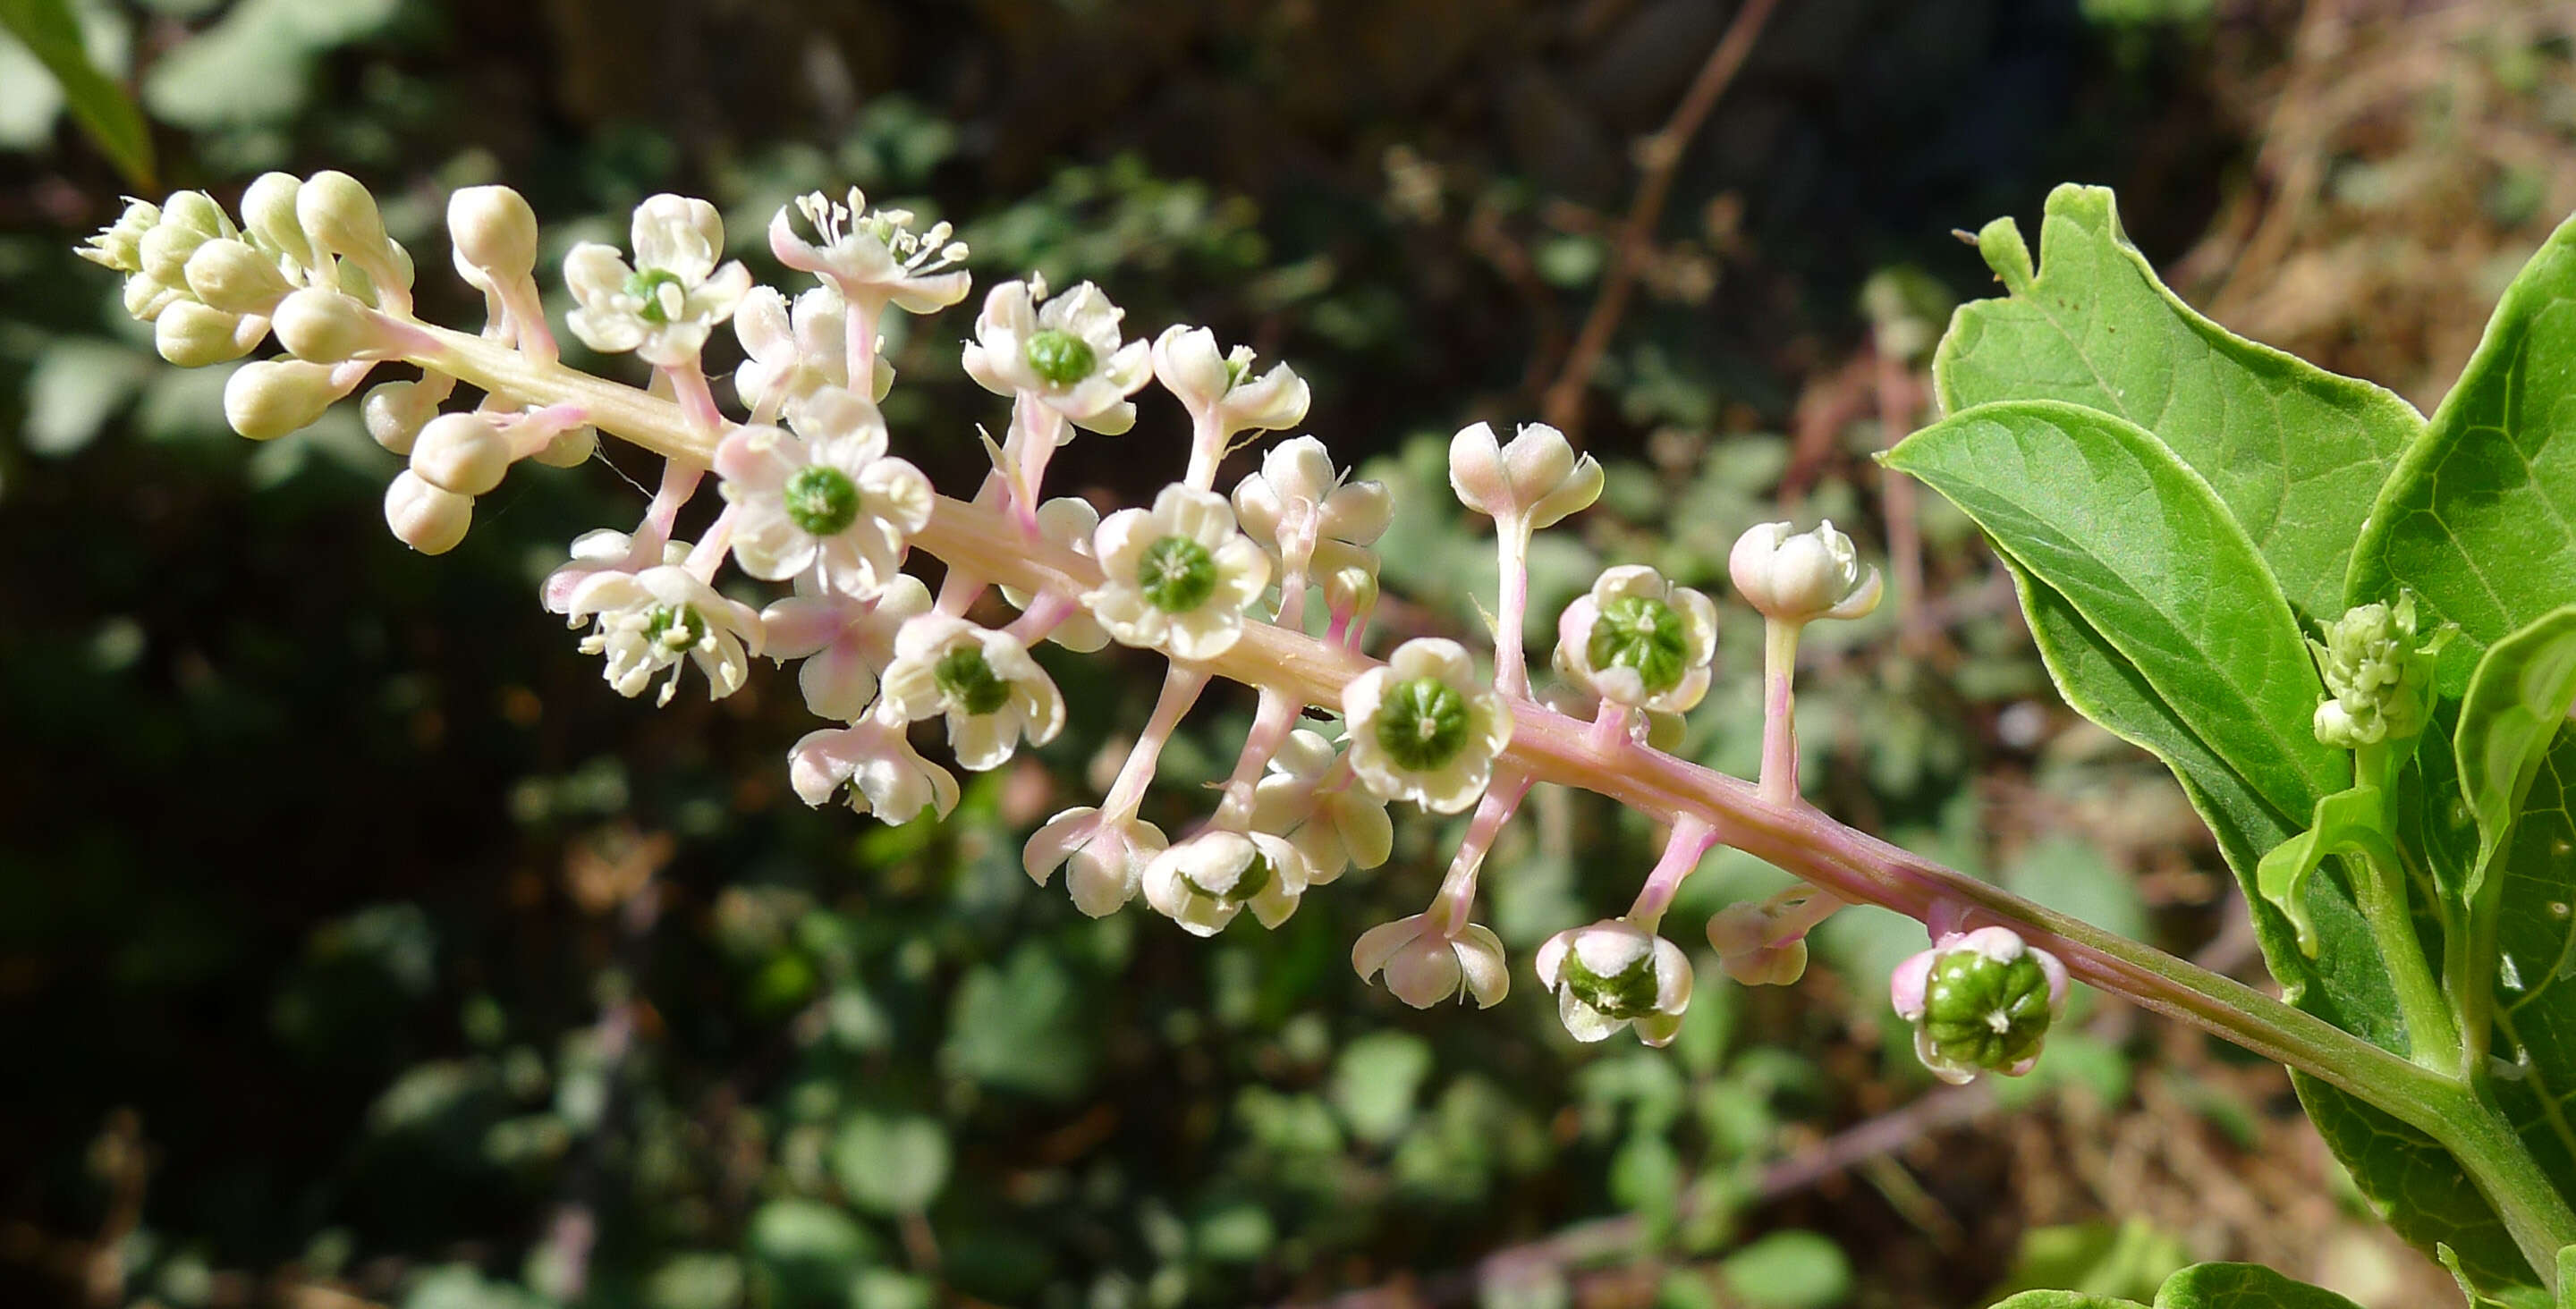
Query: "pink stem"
1097 666 1212 818
1493 519 1532 696
1004 590 1078 646
664 358 724 435
1759 618 1802 805
1184 412 1226 491
1427 770 1536 935
639 463 703 551
682 504 737 579
1210 688 1305 829
845 297 881 402
1627 813 1718 931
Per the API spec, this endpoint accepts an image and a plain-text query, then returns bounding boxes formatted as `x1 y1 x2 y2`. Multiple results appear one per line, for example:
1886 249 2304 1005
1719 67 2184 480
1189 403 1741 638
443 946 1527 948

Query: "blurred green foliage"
0 2 2379 1306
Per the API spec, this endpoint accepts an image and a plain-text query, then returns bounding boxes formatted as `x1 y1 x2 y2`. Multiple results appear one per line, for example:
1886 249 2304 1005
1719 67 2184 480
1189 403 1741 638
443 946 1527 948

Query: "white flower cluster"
86 174 1904 1065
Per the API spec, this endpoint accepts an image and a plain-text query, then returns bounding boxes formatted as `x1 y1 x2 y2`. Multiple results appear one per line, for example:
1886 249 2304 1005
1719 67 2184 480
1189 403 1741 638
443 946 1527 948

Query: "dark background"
3 2 2570 1306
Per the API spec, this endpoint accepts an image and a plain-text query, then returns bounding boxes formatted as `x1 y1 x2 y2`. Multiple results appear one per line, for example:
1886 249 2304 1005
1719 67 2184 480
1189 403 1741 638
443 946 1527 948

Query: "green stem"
2348 835 2462 1073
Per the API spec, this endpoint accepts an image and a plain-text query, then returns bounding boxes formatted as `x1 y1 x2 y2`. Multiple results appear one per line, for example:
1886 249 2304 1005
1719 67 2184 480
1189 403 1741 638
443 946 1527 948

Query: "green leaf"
1328 1029 1431 1146
1885 399 2346 818
0 0 152 186
1936 183 2420 620
2253 786 2388 956
1715 1229 1852 1309
2457 606 2576 874
830 1112 950 1216
1988 1262 2368 1309
2348 212 2576 687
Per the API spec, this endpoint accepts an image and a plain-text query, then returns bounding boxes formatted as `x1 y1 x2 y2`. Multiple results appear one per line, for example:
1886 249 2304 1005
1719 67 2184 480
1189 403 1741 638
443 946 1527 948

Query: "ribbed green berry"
1560 949 1660 1020
1022 328 1095 386
1587 594 1689 693
624 267 685 323
934 646 1012 715
1375 677 1470 770
783 465 861 536
1137 536 1218 612
645 604 706 650
1919 947 2055 1075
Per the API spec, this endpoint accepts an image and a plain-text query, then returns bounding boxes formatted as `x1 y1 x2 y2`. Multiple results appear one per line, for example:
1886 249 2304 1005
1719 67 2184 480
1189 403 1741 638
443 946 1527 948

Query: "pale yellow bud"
446 185 538 283
223 359 342 441
362 381 436 455
297 171 391 265
272 288 388 362
240 173 314 267
154 301 260 367
410 412 513 495
183 239 292 316
385 469 473 554
531 425 598 469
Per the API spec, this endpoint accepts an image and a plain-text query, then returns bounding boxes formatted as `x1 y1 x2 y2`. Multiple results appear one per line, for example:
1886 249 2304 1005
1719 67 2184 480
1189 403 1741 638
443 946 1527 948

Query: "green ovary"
644 604 706 650
783 465 861 536
1022 329 1096 386
623 267 685 323
1561 951 1660 1020
1919 949 2055 1072
934 646 1013 715
1587 594 1689 693
1374 677 1470 770
1137 536 1219 612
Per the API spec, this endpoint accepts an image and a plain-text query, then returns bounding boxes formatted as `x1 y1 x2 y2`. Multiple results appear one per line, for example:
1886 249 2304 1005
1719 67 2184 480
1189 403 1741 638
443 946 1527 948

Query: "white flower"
1140 830 1310 937
1003 498 1111 652
548 546 765 706
769 187 970 315
1023 807 1170 916
717 387 932 597
1342 638 1513 814
1084 485 1271 660
1249 729 1392 884
734 283 890 418
1447 420 1602 530
1352 914 1509 1009
1536 919 1692 1047
563 194 753 367
877 614 1064 771
761 573 930 722
1729 519 1883 624
787 717 959 823
961 276 1152 435
1151 325 1309 435
1553 565 1719 714
1231 435 1391 579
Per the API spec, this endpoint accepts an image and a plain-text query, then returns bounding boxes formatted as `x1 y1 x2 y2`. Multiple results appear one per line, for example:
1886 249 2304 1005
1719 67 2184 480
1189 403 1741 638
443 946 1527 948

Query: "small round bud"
410 413 513 495
446 185 538 283
362 381 436 455
159 190 233 241
182 238 292 316
154 301 258 368
386 470 472 554
272 288 387 363
239 172 315 267
297 171 392 266
530 425 597 469
2309 594 2445 748
223 359 342 442
1730 519 1884 624
1447 420 1603 529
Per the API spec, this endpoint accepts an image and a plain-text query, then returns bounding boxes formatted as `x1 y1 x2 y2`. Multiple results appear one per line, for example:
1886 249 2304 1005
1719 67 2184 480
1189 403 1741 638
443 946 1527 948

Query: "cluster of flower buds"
1889 926 2070 1085
88 177 2014 1082
2309 592 2447 750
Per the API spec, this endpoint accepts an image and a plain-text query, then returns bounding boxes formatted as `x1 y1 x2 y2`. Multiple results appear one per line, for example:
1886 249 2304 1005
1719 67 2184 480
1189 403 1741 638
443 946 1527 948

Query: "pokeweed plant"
74 171 2576 1308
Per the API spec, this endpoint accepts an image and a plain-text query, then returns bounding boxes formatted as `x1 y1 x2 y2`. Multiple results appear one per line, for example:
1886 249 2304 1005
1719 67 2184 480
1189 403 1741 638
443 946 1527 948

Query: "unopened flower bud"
239 173 315 267
75 198 160 273
123 271 188 322
139 219 215 288
385 469 473 554
447 185 538 283
297 171 393 267
2309 594 2445 748
154 301 260 367
1730 519 1883 624
223 359 342 441
1890 926 2068 1085
182 238 293 315
531 425 598 469
1707 903 1809 986
159 190 232 241
1352 913 1509 1009
272 287 388 362
362 380 437 454
411 413 513 495
1447 420 1603 530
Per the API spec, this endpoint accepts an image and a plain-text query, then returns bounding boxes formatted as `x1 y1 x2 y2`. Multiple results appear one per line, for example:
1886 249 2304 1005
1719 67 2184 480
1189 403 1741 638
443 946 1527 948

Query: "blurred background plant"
3 2 2572 1306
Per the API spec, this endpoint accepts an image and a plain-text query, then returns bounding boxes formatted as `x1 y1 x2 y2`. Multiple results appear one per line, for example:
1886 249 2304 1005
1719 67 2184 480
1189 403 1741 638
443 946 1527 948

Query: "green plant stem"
398 320 2576 1292
2347 837 2463 1073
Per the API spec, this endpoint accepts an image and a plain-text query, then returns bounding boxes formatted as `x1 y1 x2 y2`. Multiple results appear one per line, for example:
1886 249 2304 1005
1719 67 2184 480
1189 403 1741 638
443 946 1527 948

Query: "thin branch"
1539 0 1780 437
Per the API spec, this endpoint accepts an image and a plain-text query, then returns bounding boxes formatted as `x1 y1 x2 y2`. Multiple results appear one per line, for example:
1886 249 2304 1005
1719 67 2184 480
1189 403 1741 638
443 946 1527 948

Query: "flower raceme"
83 175 1966 1069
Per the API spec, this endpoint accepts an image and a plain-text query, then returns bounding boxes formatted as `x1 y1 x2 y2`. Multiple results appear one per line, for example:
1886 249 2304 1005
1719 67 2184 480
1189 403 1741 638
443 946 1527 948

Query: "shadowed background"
3 2 2572 1306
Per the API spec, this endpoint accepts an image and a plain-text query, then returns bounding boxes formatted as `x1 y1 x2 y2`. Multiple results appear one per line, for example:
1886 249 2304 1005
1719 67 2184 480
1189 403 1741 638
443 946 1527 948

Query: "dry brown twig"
1538 0 1781 440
